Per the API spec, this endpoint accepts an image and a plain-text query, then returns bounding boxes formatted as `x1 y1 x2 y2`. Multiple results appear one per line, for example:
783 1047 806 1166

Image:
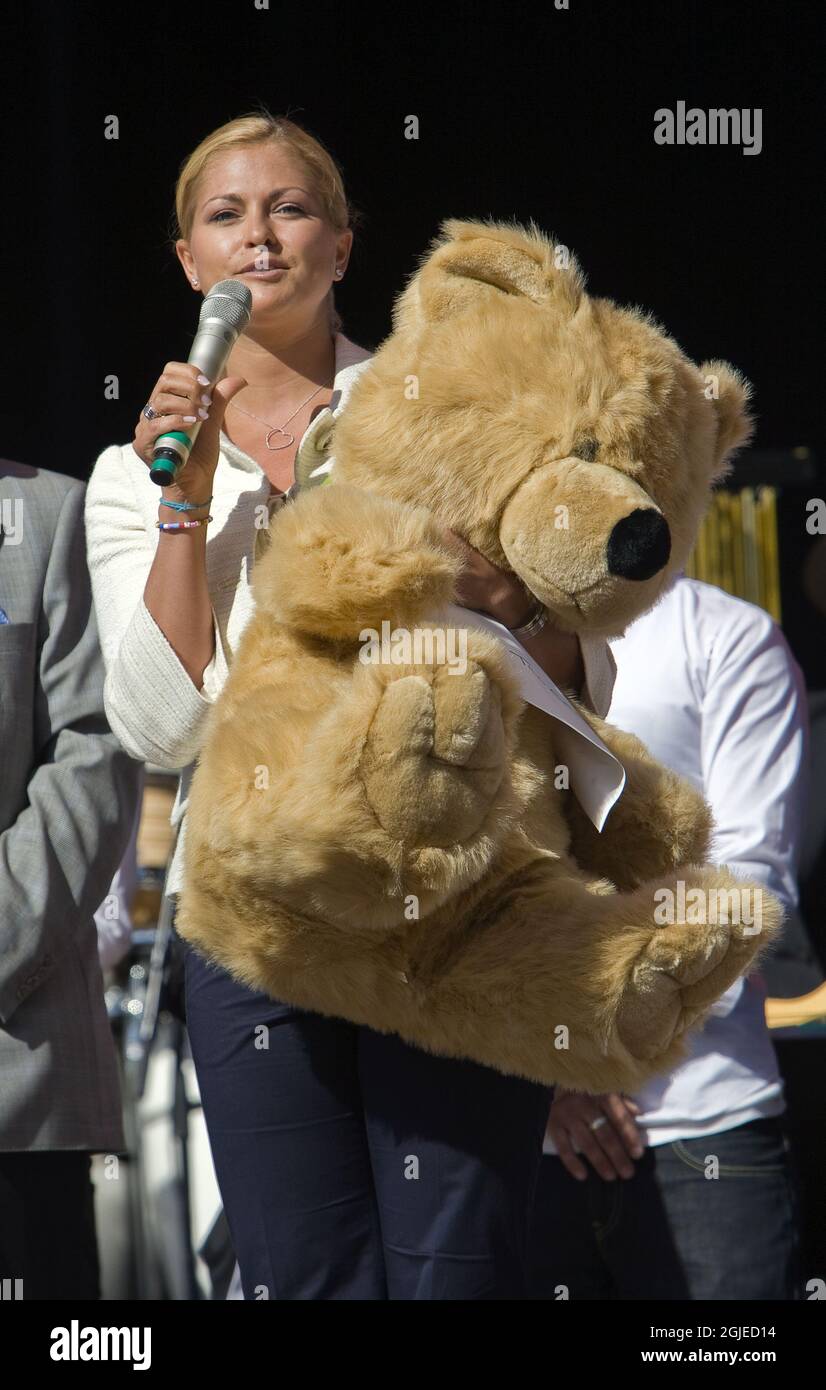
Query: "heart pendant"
265 427 296 451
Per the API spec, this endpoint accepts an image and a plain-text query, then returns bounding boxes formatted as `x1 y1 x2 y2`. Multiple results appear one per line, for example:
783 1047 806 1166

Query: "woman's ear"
699 360 755 479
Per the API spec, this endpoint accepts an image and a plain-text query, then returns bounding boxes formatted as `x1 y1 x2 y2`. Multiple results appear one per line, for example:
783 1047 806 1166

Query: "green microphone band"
149 430 193 487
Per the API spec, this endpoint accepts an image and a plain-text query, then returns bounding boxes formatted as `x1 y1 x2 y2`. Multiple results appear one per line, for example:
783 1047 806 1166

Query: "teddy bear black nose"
606 509 671 581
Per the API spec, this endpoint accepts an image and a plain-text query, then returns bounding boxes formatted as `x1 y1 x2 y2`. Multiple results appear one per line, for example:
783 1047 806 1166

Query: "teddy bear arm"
254 482 462 642
563 713 713 889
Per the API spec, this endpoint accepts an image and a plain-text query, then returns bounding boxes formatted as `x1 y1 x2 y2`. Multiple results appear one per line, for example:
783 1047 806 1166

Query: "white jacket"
85 333 374 895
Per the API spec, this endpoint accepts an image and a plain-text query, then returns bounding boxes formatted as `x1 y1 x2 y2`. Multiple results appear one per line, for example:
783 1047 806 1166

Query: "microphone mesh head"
199 279 253 331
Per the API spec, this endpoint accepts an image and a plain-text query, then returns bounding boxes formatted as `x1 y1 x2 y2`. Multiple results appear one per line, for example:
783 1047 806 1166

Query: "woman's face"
176 142 352 330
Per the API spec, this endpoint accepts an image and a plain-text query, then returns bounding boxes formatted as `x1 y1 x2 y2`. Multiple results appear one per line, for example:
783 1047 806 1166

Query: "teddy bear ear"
392 216 586 330
698 360 755 480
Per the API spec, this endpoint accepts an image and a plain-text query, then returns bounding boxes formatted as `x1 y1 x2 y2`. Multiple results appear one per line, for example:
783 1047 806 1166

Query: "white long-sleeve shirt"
544 576 808 1149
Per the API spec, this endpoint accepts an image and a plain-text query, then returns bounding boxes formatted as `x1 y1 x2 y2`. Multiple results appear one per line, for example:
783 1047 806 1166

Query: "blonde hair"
171 107 363 334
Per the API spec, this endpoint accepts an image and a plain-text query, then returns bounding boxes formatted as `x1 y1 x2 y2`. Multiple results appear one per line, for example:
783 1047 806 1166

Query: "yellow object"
766 982 826 1030
760 487 782 622
687 486 781 621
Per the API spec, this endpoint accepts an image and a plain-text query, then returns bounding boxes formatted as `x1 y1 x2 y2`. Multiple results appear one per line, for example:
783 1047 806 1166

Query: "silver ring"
509 599 548 641
142 403 157 421
589 1115 608 1132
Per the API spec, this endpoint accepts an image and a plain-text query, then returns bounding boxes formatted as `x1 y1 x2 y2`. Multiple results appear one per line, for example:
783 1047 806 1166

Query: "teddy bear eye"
572 438 599 461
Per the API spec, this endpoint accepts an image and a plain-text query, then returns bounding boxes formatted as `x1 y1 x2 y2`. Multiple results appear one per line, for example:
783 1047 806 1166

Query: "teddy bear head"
327 217 753 637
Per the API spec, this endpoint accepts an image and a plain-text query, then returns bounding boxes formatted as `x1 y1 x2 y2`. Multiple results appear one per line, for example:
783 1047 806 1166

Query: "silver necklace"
229 383 328 451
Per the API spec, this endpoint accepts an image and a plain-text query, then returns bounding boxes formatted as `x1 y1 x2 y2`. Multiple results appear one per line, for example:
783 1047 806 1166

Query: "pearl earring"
192 278 200 287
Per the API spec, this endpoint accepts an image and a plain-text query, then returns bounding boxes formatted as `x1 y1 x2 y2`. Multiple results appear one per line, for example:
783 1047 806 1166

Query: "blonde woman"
86 111 610 1300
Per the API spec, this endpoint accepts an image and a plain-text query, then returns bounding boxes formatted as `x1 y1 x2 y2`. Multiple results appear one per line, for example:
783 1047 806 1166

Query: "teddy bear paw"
359 657 508 849
613 869 782 1061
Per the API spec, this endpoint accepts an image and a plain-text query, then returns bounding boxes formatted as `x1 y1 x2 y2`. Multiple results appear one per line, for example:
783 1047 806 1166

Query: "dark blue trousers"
183 938 552 1300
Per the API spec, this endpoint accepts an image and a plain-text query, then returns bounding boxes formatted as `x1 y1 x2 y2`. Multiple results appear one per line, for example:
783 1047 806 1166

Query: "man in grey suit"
0 460 141 1300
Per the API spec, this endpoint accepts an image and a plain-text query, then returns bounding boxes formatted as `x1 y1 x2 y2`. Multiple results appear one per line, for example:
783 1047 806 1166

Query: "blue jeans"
528 1116 802 1300
182 937 552 1299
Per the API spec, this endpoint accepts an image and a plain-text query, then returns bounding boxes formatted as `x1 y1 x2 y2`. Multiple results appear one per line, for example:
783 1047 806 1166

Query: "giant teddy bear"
176 217 782 1094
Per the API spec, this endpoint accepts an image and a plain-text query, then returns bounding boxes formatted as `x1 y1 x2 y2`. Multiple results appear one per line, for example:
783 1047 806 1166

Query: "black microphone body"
149 280 253 487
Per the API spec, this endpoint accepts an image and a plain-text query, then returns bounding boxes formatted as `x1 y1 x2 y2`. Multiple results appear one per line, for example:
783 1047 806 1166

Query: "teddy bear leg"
401 859 783 1094
541 861 782 1081
178 848 779 1095
608 864 783 1058
188 622 533 930
326 617 537 871
358 650 510 848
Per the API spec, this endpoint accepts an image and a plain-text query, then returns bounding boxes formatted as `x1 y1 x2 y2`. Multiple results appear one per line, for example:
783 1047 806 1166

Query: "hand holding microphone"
134 364 248 505
133 279 253 501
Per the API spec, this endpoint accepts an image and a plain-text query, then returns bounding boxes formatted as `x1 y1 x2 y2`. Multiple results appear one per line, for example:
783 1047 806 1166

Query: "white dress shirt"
544 575 808 1149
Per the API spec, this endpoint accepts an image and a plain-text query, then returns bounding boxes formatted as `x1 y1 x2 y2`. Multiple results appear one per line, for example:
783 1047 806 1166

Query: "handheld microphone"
149 279 253 487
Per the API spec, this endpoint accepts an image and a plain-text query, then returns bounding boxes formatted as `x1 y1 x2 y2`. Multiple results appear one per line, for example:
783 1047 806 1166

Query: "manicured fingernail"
197 374 210 385
201 392 211 406
183 415 197 423
198 407 209 419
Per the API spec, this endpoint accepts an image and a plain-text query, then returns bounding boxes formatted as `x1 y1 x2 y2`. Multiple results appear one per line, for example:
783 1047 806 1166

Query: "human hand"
442 527 534 627
546 1089 646 1181
134 362 248 505
443 528 584 689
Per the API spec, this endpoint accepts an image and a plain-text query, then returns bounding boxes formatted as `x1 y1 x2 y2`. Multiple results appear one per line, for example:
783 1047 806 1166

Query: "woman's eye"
210 203 304 223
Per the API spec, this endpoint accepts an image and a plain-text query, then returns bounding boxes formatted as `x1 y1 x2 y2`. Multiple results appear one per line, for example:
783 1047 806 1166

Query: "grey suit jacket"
0 461 141 1152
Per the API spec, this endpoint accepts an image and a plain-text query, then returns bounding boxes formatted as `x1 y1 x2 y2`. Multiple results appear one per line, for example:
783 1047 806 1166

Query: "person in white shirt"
529 575 807 1300
85 110 614 1300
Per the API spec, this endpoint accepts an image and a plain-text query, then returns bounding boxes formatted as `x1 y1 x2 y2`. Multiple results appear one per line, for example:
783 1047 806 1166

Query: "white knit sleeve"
85 444 228 769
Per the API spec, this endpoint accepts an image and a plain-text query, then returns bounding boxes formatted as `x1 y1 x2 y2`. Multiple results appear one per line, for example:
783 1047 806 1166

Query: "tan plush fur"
177 217 781 1094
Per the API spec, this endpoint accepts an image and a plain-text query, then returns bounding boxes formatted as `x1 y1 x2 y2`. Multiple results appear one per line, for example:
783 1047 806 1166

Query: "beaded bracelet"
158 495 213 513
156 516 213 532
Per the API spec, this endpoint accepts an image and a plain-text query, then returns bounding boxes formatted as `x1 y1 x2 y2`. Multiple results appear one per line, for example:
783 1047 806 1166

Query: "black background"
1 0 823 684
2 2 821 457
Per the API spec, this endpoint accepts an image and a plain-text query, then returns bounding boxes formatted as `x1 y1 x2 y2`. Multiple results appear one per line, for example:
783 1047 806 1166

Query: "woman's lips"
237 267 288 280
